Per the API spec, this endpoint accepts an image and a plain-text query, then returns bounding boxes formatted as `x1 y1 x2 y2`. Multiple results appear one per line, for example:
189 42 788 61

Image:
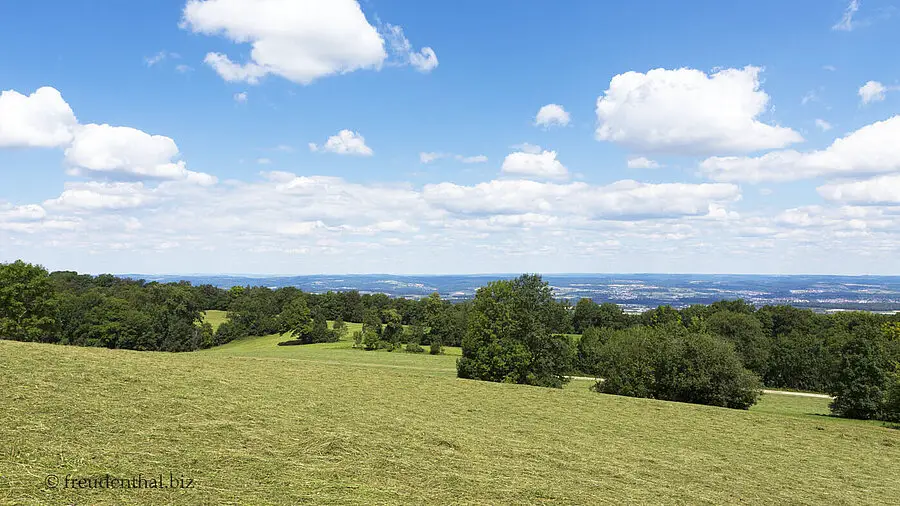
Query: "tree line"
2 260 899 421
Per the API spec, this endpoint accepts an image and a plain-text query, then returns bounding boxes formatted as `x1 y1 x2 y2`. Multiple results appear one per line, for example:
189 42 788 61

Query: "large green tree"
0 260 57 342
457 274 574 388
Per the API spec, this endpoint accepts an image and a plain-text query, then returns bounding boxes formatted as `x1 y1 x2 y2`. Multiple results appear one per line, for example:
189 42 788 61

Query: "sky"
1 0 899 276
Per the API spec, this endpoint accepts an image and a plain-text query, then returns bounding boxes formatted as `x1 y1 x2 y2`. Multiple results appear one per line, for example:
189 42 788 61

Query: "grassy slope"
2 335 900 505
201 310 228 332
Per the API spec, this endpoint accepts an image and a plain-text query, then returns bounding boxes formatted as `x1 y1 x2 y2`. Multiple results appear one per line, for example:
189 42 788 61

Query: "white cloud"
595 66 802 155
309 129 373 156
175 64 194 73
183 0 386 84
182 0 434 84
823 65 837 72
859 81 888 104
815 119 833 131
457 154 487 164
384 24 438 73
234 92 248 103
627 157 662 169
801 89 819 105
64 123 217 184
534 104 570 128
511 142 542 154
409 47 439 73
833 0 860 31
423 179 739 219
700 116 900 182
420 152 443 164
0 87 78 148
145 51 168 67
257 158 271 165
817 174 900 204
501 150 568 179
0 203 46 222
44 182 156 210
420 152 487 164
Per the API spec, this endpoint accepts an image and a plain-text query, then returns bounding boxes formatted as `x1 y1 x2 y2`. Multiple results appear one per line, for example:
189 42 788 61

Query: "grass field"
3 327 900 505
201 310 228 332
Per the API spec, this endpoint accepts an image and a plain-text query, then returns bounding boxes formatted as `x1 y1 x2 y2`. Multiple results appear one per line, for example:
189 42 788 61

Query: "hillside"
2 337 899 504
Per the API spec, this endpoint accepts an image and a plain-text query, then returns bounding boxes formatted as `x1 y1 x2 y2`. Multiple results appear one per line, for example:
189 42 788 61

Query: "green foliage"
381 308 404 345
0 260 57 342
277 296 311 335
576 326 610 376
829 326 894 420
591 327 762 409
574 299 630 333
457 274 573 388
362 309 382 337
429 339 443 355
406 342 425 353
227 287 283 336
332 317 348 340
883 366 900 423
643 305 682 327
362 328 381 351
214 320 247 346
703 310 771 376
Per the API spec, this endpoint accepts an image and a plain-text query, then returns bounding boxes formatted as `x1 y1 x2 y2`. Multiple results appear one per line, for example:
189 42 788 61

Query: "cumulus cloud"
700 116 900 182
182 0 435 84
595 66 802 155
817 174 900 204
309 130 373 156
501 150 568 179
0 87 78 148
64 124 217 184
627 157 662 169
859 81 888 104
44 182 156 210
832 0 860 31
0 203 46 221
233 92 248 103
534 104 570 128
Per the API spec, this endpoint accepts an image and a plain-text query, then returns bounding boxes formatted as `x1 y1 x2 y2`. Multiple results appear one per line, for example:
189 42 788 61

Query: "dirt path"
567 376 834 399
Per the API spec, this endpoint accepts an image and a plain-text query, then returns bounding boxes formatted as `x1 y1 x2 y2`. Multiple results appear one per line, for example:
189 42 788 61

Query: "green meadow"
1 315 899 505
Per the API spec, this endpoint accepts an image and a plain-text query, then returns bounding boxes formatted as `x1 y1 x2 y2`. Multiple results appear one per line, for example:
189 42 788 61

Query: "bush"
829 331 890 420
591 327 761 409
430 339 443 355
214 320 247 346
406 342 425 353
577 327 609 376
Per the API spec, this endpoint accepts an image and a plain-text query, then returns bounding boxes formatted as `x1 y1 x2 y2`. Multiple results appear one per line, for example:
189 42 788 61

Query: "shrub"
577 326 610 376
591 327 761 409
430 339 443 355
214 320 247 346
406 342 425 353
332 317 348 340
829 332 890 420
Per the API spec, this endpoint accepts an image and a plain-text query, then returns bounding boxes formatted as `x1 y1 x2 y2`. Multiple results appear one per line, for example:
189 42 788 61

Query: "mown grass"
201 310 228 332
2 334 899 504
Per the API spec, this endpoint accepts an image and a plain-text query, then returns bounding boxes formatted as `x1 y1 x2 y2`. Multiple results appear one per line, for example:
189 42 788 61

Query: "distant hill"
118 273 900 313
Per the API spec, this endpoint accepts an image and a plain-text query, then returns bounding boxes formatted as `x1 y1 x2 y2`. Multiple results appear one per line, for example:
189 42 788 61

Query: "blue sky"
1 0 899 275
